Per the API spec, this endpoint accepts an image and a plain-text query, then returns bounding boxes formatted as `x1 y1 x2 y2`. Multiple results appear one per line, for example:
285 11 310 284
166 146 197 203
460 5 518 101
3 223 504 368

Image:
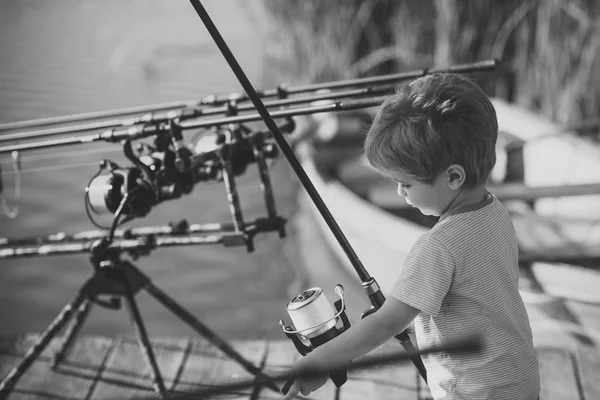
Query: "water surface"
0 0 301 340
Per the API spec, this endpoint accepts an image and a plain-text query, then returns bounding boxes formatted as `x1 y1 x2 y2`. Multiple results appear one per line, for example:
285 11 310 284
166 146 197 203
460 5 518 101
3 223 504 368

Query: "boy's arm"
284 297 419 398
307 296 419 365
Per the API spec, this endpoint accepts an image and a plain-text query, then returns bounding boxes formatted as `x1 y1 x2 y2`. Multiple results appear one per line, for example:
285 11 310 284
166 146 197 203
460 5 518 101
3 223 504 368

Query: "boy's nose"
397 183 407 197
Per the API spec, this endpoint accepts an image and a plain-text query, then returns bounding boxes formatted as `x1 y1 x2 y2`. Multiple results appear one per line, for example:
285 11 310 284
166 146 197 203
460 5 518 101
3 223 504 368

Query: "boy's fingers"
283 380 302 399
281 378 294 395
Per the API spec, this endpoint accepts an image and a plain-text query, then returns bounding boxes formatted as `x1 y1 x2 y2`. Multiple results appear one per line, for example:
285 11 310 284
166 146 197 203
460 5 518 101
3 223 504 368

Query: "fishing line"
0 151 21 219
0 146 121 165
0 161 101 176
0 100 195 132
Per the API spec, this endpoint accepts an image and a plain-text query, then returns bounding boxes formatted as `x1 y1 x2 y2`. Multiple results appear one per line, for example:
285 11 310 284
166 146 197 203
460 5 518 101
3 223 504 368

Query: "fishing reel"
188 125 279 176
86 160 155 219
84 135 218 227
84 121 286 234
279 284 351 387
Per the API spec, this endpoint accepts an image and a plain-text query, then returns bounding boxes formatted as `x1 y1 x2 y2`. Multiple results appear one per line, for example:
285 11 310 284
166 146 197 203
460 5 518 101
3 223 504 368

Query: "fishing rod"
0 100 198 133
0 85 391 144
0 60 500 152
0 215 289 259
0 216 284 248
187 0 499 386
0 219 230 246
0 97 384 154
0 59 498 140
0 233 238 259
188 0 470 385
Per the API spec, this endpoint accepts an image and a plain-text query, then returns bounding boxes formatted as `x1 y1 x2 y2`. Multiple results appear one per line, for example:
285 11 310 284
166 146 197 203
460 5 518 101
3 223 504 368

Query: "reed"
262 0 599 137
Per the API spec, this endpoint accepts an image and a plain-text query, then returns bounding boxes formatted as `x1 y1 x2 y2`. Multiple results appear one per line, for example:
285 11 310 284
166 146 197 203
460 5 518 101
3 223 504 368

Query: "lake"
0 0 306 340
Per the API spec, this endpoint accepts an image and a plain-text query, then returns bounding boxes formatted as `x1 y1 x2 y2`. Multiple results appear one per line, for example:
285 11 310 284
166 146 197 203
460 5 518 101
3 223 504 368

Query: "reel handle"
328 297 349 387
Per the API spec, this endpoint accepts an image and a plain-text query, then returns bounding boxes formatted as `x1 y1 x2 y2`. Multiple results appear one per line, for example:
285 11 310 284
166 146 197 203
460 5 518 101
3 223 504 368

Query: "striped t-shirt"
390 194 540 400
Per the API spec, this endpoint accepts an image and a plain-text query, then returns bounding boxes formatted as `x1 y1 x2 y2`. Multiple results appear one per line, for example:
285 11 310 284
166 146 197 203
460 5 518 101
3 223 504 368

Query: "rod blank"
0 59 499 144
0 97 385 154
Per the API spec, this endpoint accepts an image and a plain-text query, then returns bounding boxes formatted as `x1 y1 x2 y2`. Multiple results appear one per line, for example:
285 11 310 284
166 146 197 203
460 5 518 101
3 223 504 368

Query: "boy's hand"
282 357 329 399
282 372 328 399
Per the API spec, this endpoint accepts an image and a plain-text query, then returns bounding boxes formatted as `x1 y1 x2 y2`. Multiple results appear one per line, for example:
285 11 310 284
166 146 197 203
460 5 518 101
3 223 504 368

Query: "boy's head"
364 73 498 215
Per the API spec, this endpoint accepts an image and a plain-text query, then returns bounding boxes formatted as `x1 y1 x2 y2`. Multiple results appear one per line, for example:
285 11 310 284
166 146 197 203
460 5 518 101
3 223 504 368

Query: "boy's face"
389 170 458 217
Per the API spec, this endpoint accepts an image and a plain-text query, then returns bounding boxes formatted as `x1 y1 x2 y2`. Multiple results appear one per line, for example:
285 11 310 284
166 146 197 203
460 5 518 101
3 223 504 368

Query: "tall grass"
262 0 599 134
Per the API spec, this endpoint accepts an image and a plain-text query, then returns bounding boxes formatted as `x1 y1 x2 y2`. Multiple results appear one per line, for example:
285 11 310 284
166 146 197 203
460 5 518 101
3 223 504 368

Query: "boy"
284 73 540 400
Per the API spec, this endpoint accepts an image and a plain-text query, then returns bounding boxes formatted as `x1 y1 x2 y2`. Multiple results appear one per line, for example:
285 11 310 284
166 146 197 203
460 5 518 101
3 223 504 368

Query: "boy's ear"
446 164 466 190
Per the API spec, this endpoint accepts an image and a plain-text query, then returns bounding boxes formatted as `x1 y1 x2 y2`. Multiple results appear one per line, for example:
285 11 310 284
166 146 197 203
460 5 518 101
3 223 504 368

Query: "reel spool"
279 284 351 387
85 166 156 218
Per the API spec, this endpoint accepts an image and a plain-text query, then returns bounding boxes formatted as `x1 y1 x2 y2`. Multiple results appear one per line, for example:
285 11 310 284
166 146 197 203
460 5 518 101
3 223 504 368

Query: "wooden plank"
170 336 225 398
5 335 600 400
205 340 267 400
519 265 596 348
492 182 600 201
537 348 580 400
518 268 593 350
88 336 188 400
367 182 600 263
529 263 600 305
260 340 337 400
174 338 267 400
512 213 600 262
565 299 600 345
256 340 295 400
0 334 113 400
369 182 600 209
339 341 420 400
574 346 600 400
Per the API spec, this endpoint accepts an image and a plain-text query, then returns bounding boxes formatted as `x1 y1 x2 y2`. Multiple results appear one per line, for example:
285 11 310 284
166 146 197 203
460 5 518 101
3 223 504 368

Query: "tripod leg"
0 292 86 398
121 280 168 398
144 282 280 394
52 299 93 369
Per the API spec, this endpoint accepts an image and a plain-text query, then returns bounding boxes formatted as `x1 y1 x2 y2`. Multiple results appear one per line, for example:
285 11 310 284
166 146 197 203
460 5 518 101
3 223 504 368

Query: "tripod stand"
0 238 281 399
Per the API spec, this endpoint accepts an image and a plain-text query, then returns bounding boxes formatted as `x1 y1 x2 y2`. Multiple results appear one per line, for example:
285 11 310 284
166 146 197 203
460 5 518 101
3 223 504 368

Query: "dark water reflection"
0 0 300 340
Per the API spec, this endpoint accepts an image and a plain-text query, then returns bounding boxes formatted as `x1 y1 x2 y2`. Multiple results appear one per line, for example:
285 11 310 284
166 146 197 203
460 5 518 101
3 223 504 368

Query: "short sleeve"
390 234 455 317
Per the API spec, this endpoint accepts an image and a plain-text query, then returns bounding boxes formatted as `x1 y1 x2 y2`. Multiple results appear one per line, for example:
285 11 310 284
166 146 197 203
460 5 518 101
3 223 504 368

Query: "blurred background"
263 0 600 130
0 0 598 341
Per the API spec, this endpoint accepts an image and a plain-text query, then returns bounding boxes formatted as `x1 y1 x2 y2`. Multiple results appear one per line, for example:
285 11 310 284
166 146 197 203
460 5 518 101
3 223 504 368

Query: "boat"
295 97 600 351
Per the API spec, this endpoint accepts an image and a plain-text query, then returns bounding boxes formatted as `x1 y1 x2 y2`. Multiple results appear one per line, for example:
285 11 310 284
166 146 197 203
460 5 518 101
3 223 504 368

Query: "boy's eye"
400 183 411 189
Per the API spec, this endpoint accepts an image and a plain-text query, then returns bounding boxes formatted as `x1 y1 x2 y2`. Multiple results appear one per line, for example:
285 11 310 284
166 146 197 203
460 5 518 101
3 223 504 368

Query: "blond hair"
364 73 498 187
